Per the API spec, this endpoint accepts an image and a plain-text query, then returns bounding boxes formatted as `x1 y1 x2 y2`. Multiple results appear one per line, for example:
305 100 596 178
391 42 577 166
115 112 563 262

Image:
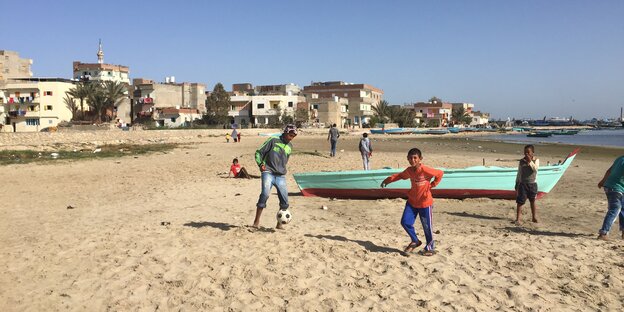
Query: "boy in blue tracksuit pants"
252 124 297 229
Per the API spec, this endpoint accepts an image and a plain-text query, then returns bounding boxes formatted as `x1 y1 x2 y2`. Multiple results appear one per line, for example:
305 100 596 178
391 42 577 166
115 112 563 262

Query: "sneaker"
597 233 608 241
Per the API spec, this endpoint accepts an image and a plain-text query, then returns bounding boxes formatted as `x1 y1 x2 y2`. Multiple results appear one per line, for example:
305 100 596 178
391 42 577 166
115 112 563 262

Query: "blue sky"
2 0 623 120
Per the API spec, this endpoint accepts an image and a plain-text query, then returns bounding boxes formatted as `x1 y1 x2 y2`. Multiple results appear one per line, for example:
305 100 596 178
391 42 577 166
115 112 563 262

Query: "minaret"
97 39 104 64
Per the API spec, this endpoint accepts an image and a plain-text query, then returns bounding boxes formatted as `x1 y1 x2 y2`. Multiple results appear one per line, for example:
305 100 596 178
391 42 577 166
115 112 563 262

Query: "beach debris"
206 154 211 156
93 148 102 153
160 221 171 226
235 193 241 196
66 205 75 209
50 153 59 159
322 205 328 210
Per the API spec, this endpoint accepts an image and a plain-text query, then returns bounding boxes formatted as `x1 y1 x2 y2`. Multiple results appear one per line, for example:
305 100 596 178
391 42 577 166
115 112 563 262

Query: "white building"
1 78 75 132
251 94 304 125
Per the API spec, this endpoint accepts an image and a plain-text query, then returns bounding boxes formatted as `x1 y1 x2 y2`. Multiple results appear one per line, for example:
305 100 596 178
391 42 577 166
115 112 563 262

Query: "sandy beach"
1 128 623 311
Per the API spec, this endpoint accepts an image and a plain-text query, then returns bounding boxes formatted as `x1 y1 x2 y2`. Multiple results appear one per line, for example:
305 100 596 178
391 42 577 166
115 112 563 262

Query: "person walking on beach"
359 133 373 170
381 148 443 256
232 128 239 143
514 144 540 224
252 124 297 229
597 155 624 240
328 124 340 157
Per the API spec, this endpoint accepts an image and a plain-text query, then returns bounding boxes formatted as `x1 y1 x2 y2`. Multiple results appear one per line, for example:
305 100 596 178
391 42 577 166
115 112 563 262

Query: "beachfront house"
152 107 201 128
0 78 75 132
302 81 383 128
413 101 452 127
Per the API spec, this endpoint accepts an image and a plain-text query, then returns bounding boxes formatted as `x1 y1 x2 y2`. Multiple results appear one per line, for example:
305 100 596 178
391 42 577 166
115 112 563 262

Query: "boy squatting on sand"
381 148 443 256
597 155 624 240
515 144 539 224
252 124 297 229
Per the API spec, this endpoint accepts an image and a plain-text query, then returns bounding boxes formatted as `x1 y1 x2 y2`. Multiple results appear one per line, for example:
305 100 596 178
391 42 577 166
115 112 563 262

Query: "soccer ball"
276 209 292 224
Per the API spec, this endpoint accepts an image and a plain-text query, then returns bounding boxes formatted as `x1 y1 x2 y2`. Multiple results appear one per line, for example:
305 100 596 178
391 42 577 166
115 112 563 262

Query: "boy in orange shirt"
381 148 443 256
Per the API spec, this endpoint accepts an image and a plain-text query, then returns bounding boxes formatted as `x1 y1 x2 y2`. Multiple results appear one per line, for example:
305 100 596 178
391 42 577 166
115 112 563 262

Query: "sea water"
479 129 624 148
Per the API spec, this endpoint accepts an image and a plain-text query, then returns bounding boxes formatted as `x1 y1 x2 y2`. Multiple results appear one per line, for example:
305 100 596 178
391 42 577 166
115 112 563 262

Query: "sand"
0 128 622 311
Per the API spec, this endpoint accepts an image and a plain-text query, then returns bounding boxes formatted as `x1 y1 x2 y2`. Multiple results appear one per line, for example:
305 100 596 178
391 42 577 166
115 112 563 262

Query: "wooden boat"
293 149 579 200
527 132 552 137
370 128 413 135
424 129 449 135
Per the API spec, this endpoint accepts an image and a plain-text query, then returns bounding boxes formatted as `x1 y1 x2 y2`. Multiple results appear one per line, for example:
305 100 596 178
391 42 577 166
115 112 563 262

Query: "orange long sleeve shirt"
384 165 444 208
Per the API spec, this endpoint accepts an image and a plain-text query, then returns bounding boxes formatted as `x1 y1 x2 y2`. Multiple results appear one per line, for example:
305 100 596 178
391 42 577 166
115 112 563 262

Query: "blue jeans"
599 188 624 235
256 172 289 210
401 203 434 251
330 140 337 157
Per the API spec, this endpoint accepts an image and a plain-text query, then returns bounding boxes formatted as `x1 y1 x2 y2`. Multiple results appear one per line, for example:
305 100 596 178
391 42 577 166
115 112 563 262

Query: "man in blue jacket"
253 124 297 229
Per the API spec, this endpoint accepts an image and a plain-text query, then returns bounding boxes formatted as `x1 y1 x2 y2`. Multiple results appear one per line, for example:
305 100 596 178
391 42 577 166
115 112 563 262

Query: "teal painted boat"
293 149 579 200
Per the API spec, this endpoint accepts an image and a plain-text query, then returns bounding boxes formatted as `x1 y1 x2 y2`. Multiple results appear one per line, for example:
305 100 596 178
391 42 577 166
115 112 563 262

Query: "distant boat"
424 129 449 135
447 127 460 133
293 149 580 200
370 128 412 134
551 130 579 135
527 132 552 137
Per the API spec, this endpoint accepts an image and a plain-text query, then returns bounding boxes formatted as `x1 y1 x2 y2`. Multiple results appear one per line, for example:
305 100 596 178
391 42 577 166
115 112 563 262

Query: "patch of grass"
0 143 179 166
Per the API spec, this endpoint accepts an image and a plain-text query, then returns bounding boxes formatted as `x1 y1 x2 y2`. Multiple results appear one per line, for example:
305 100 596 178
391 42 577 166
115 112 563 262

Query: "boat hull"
293 149 579 200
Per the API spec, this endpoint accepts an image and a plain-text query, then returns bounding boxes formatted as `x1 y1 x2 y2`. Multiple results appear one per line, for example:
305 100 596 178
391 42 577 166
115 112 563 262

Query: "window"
312 104 319 109
171 118 176 122
45 105 53 111
26 119 40 126
28 105 36 111
288 101 293 108
257 103 264 109
231 105 235 110
44 91 53 96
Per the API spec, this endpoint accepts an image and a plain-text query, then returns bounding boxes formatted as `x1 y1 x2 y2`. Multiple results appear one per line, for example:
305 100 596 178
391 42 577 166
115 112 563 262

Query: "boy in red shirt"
381 148 443 256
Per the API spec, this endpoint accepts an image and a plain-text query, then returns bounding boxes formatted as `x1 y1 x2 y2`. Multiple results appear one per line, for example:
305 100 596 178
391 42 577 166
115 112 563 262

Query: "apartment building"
413 101 452 127
0 78 74 132
133 78 206 122
308 96 349 128
227 83 305 127
71 41 132 122
0 50 33 82
228 94 252 127
302 81 383 128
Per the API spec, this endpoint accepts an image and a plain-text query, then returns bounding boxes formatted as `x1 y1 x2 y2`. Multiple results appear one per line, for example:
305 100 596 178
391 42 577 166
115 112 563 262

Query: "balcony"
6 96 40 105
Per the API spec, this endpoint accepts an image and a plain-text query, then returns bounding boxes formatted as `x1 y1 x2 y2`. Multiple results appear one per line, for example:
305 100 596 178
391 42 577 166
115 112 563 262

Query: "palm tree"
87 86 108 123
63 94 78 120
372 100 391 123
451 106 472 126
66 82 96 120
101 81 127 121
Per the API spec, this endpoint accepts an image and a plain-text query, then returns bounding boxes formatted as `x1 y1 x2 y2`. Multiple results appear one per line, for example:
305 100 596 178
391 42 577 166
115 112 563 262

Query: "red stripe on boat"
299 188 547 200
